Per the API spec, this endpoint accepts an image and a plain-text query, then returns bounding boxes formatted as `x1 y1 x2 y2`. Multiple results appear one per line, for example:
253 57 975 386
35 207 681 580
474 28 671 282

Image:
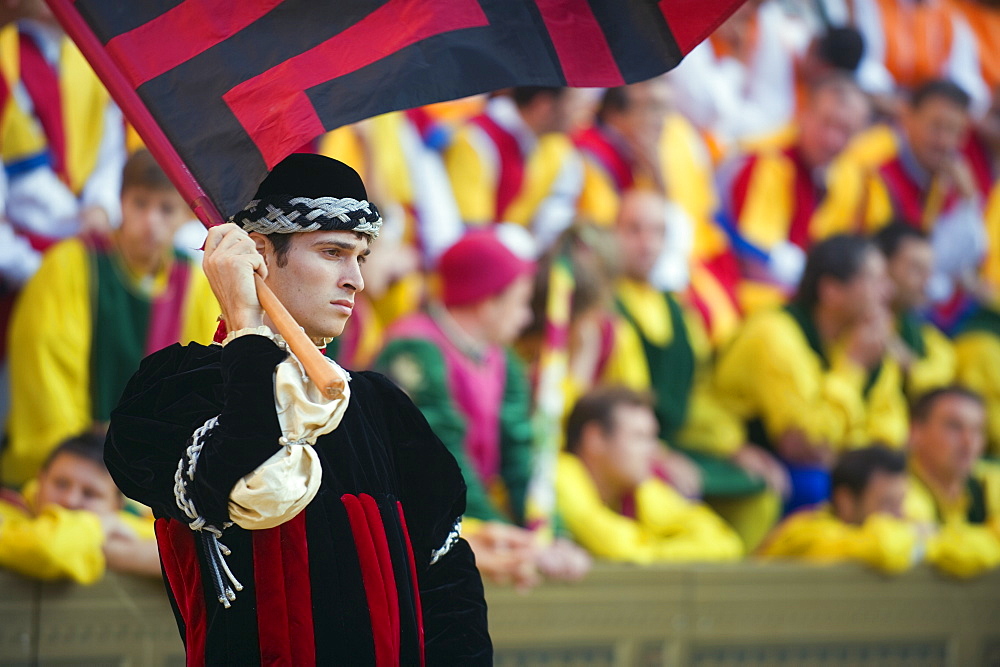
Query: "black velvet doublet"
105 335 491 665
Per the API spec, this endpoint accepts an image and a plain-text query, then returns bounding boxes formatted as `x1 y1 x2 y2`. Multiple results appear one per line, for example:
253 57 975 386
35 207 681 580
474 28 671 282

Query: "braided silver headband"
231 196 382 239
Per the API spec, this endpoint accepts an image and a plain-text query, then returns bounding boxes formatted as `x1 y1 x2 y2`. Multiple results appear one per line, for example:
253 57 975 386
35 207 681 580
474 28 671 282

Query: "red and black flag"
50 0 745 220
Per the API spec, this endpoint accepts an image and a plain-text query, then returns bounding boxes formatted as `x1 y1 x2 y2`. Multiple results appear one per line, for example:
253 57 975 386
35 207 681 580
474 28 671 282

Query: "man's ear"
817 274 840 308
249 232 271 264
577 421 607 459
830 487 857 524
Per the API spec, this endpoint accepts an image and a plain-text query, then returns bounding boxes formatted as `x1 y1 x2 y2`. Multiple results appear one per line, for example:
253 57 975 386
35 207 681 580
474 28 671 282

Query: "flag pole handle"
47 0 338 397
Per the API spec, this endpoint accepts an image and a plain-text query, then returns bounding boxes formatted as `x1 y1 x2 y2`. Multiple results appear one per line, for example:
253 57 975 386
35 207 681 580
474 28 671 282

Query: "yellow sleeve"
555 453 742 563
660 112 725 260
980 182 1000 293
677 309 745 457
317 125 367 175
634 478 745 561
862 360 909 449
443 126 495 225
954 332 1000 457
759 510 918 575
713 311 868 449
976 461 1000 521
927 522 1000 578
2 240 92 487
906 324 957 399
810 158 866 241
861 172 894 233
599 317 651 391
733 152 794 250
576 158 619 226
903 473 941 525
0 503 105 584
811 125 899 242
180 262 221 346
119 511 156 541
504 133 574 227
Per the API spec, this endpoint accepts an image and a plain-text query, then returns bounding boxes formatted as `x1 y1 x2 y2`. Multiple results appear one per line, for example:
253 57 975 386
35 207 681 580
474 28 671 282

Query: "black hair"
42 432 109 473
266 233 294 268
871 221 928 260
565 386 654 454
911 386 984 424
121 148 174 195
511 87 564 108
794 234 875 310
815 27 865 73
596 87 630 124
910 79 971 112
831 445 906 498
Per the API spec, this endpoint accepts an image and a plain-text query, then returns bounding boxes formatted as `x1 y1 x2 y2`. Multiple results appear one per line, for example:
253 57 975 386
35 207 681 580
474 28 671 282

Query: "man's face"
479 274 534 346
614 80 671 146
837 249 893 323
903 96 969 174
600 404 658 493
834 470 908 525
886 237 933 312
911 395 986 485
36 452 122 516
118 185 190 266
616 192 666 282
260 230 369 340
538 91 574 136
798 88 870 170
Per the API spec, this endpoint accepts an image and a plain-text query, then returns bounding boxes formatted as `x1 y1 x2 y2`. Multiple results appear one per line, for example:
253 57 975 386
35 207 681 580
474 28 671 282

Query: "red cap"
438 230 535 307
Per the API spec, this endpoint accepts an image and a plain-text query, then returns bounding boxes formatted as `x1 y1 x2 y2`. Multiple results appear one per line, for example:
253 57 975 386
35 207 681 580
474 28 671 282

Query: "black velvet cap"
253 153 368 201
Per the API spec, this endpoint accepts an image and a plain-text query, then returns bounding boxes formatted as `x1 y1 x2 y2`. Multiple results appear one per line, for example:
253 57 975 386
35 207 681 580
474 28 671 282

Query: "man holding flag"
105 154 492 664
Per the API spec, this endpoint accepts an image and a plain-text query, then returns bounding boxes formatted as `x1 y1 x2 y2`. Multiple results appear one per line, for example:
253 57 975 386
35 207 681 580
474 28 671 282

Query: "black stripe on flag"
75 0 186 44
587 0 683 82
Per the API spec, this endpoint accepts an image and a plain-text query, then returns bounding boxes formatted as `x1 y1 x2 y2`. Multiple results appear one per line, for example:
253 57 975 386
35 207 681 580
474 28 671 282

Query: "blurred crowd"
2 0 1000 590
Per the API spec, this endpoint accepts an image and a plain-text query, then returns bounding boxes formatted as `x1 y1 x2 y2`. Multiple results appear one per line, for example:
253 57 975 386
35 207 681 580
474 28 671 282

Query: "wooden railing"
2 563 999 666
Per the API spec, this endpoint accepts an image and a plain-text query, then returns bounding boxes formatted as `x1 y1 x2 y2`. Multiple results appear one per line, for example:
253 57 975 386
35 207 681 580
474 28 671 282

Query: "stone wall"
2 563 998 666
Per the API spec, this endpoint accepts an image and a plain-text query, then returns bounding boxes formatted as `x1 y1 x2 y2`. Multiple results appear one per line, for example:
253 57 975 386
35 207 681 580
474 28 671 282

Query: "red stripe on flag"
223 0 489 168
155 519 207 666
105 0 285 87
532 0 624 86
658 0 746 55
252 513 316 665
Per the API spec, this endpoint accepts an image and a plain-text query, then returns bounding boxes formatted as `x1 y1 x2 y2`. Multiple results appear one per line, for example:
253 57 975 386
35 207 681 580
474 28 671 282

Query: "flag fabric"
51 0 746 220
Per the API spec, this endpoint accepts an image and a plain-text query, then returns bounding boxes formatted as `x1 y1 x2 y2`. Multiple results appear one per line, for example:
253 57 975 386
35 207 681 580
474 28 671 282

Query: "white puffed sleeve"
227 331 351 529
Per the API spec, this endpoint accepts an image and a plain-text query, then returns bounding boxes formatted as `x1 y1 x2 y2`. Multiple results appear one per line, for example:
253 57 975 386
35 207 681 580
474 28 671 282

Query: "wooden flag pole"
46 0 343 398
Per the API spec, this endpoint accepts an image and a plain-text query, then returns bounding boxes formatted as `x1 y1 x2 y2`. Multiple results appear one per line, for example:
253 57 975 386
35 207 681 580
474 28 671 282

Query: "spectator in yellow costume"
0 433 158 583
759 445 921 574
1 150 219 486
556 387 743 564
611 189 787 548
872 222 957 399
714 234 908 511
904 387 1000 576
